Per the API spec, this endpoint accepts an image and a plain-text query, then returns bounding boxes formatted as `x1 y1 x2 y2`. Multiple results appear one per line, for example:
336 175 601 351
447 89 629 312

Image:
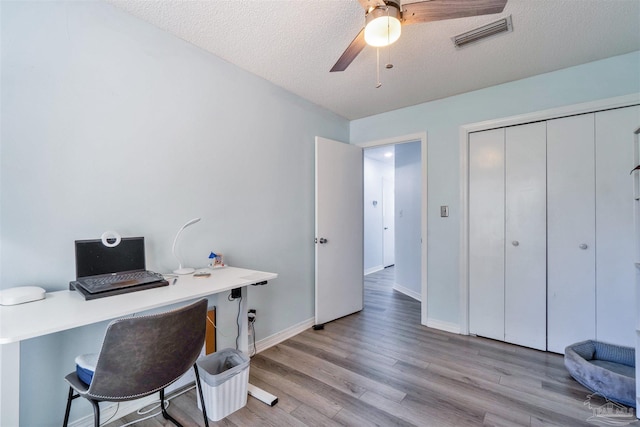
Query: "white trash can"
196 348 250 421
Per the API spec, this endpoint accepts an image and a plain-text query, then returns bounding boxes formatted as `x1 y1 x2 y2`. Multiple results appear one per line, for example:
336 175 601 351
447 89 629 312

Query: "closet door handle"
579 243 588 250
512 241 519 247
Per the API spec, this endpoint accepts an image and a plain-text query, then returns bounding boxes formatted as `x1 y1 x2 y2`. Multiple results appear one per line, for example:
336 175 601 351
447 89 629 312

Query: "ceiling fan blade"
402 0 508 25
330 28 367 72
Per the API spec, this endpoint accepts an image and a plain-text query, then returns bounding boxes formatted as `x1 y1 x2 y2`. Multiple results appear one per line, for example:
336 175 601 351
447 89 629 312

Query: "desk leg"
0 341 20 426
238 287 249 354
248 383 278 406
240 287 278 406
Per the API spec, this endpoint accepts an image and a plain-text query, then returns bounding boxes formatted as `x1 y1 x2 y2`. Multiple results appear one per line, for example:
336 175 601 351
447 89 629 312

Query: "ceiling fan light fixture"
364 3 402 47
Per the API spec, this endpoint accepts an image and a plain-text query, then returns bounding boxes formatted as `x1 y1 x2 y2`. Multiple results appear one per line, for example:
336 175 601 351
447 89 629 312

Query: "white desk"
0 266 277 426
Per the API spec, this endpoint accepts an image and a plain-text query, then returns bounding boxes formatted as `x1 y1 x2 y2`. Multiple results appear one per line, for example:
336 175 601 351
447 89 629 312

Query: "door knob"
579 243 588 250
319 238 328 244
512 241 519 247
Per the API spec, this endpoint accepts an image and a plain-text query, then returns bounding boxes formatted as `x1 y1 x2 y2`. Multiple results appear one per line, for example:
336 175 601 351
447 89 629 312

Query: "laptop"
70 237 168 300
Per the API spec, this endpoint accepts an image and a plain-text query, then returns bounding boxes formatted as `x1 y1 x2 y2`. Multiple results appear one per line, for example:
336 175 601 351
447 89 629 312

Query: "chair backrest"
86 298 208 401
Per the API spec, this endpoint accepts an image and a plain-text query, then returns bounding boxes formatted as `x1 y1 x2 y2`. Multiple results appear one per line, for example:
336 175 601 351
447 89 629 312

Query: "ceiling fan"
330 0 508 72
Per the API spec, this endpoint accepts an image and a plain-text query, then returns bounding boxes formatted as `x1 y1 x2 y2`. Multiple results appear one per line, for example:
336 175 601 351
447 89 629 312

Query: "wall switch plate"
440 206 449 217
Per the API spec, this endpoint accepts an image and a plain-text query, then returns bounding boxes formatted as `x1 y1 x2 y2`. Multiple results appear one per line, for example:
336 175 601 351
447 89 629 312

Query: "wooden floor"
107 267 629 426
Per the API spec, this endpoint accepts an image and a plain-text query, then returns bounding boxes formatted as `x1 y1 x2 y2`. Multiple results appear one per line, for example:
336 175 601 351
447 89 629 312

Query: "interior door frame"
357 132 428 325
458 93 640 335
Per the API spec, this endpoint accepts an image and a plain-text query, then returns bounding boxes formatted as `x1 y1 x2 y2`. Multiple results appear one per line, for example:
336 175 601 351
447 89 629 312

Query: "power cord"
234 294 242 350
98 403 119 426
248 314 257 358
116 385 195 427
205 312 230 338
228 290 243 350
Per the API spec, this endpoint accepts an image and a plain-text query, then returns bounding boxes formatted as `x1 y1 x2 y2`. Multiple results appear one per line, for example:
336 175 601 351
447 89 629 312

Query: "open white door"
315 137 363 326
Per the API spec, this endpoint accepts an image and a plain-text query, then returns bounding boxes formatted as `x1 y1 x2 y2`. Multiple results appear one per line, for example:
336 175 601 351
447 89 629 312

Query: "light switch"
440 206 449 217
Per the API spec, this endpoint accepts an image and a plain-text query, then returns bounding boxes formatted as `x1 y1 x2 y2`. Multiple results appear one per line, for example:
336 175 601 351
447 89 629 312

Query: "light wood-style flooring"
107 267 628 426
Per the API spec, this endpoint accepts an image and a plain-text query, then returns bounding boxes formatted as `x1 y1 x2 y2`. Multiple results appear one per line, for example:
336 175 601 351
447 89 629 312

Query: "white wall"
394 142 422 296
1 1 348 425
363 156 392 274
351 51 640 326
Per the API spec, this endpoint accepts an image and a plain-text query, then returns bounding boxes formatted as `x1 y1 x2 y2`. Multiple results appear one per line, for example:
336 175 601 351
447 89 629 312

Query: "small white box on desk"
196 348 250 421
0 286 45 306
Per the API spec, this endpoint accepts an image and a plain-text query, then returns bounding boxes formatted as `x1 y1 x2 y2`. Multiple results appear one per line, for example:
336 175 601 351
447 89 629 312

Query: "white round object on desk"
0 286 46 306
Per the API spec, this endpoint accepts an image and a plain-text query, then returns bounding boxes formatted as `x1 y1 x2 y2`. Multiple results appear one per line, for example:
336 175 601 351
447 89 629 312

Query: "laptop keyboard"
77 271 165 294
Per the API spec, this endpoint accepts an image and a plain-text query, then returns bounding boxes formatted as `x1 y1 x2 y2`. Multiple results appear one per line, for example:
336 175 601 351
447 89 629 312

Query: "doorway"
359 133 427 323
364 145 395 274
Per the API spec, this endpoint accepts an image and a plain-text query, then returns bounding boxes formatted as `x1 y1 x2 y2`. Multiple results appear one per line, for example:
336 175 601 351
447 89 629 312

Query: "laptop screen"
75 237 146 278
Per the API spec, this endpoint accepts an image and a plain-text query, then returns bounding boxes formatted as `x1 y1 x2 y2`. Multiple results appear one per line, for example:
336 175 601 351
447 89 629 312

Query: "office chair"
62 299 210 427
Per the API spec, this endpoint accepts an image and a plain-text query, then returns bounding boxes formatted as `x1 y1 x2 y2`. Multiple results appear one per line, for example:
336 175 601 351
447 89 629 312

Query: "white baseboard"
252 317 315 354
364 265 384 275
425 318 461 334
392 283 421 301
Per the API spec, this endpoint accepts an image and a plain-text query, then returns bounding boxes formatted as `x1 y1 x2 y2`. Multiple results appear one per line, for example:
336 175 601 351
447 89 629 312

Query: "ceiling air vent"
452 15 513 49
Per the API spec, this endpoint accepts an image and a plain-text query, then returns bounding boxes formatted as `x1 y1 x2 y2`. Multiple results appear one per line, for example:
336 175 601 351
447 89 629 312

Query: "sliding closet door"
595 106 640 347
469 129 505 341
504 122 547 350
547 114 596 354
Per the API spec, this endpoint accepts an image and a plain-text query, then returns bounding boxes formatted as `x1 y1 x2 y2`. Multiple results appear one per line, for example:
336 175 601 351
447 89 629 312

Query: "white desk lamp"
172 217 201 275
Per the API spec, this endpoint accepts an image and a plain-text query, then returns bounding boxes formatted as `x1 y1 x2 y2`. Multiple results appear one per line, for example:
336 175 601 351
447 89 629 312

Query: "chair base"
63 365 209 427
160 388 183 426
62 388 100 427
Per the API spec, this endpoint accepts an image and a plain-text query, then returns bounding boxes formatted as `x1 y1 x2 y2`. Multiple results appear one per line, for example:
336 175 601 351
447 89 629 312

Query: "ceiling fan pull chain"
386 7 393 69
376 48 382 88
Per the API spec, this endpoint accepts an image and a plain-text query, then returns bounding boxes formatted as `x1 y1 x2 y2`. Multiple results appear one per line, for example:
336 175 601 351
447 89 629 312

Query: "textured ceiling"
106 0 640 120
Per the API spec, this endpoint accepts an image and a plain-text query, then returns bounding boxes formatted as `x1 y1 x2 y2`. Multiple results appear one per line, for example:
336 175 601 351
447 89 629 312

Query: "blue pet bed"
564 340 635 408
